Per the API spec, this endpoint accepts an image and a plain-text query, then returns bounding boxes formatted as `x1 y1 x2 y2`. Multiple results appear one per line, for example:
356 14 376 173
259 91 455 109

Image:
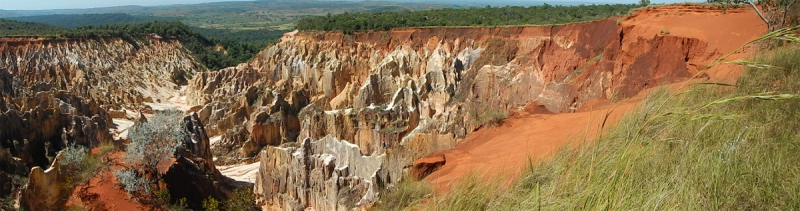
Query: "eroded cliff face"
182 6 757 210
0 36 203 210
0 36 202 109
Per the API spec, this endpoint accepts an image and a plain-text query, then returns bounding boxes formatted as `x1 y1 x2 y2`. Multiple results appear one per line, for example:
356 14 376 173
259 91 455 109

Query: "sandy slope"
217 162 261 184
422 5 767 193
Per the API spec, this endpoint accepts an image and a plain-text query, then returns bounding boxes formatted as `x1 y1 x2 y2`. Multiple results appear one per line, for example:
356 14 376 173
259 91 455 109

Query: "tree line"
296 4 639 33
6 13 181 29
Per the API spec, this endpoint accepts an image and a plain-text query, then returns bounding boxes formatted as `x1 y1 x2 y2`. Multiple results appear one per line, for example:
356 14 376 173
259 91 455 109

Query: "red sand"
424 98 641 192
421 5 767 193
65 151 152 211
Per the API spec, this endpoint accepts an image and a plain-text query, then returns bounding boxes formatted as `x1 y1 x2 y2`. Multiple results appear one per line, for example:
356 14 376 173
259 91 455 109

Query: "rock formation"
255 135 383 211
163 112 237 209
0 36 203 210
19 150 70 211
179 6 760 210
0 5 762 210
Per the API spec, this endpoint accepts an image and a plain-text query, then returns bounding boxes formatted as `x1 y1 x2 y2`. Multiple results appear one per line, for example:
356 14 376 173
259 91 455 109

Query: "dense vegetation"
190 27 288 47
0 18 65 36
297 4 638 33
382 29 800 210
6 13 180 29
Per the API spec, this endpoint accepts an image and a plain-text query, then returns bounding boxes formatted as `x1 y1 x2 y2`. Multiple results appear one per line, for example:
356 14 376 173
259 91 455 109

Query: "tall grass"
417 32 800 209
371 179 434 211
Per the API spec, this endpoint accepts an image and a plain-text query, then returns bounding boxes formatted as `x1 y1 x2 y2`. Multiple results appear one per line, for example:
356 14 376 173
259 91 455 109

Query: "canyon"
0 5 766 211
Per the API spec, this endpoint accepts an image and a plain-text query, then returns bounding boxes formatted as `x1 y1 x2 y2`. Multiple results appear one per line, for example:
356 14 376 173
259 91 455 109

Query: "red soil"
65 151 153 211
418 5 767 193
424 98 641 192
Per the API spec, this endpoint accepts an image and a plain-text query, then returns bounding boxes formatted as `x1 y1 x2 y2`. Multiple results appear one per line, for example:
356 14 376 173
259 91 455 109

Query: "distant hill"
0 0 458 44
6 13 182 29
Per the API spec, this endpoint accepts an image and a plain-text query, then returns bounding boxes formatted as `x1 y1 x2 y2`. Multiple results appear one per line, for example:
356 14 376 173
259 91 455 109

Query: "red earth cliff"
415 5 767 192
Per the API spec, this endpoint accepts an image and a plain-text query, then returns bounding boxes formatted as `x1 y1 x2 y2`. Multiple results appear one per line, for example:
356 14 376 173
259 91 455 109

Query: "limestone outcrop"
255 135 383 211
19 151 69 211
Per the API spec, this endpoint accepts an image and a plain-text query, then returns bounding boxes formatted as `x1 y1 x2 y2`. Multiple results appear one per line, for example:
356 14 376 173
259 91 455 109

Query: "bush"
203 197 221 211
124 109 186 170
224 186 261 211
58 144 87 169
114 167 150 195
117 109 187 195
57 143 103 188
472 103 510 127
170 198 189 211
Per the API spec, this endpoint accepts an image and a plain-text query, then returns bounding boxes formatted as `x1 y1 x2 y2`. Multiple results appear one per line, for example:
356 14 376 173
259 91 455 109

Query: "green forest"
297 4 639 33
0 18 65 37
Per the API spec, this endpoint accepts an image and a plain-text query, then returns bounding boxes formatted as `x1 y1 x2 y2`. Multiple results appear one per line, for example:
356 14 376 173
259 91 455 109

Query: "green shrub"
124 109 186 169
223 186 261 211
203 196 221 211
113 167 150 195
472 103 510 127
57 144 101 188
117 109 187 196
170 198 189 211
58 144 87 170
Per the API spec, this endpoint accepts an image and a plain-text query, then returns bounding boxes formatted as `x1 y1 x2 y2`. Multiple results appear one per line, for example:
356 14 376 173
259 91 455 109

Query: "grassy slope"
377 37 800 211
